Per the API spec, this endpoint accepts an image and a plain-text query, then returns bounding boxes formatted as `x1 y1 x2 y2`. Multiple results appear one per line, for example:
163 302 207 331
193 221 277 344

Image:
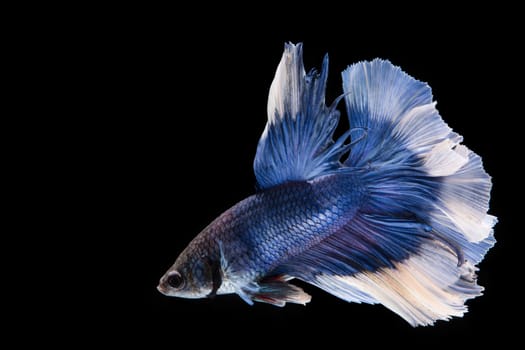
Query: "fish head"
157 252 215 299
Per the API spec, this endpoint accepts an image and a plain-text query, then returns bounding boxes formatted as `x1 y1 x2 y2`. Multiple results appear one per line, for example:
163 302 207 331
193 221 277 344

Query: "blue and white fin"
274 213 484 326
342 59 434 167
314 241 482 327
254 46 495 325
253 43 350 189
267 53 496 326
342 59 496 245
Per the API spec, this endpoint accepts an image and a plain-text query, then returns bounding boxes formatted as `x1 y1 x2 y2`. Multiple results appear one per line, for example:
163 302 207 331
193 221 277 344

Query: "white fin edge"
314 241 482 326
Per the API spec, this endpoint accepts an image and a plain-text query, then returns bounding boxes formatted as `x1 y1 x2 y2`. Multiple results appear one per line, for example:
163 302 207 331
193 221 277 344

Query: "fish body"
161 174 364 297
158 43 496 326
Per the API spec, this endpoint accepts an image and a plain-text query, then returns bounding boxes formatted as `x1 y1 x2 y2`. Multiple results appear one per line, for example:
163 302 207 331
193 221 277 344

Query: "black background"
84 7 519 347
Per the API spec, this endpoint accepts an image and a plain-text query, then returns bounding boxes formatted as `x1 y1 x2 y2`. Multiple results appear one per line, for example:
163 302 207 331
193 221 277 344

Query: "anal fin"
271 213 485 326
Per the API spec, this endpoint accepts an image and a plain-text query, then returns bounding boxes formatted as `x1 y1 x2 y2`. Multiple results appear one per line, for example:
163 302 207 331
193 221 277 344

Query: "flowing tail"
255 44 496 326
320 59 497 325
343 59 496 252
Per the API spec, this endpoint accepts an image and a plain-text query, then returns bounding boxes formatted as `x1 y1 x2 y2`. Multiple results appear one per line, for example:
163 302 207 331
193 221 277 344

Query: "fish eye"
167 271 184 289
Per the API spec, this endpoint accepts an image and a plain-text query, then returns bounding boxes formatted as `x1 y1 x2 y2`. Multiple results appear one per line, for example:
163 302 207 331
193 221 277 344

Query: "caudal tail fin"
342 59 496 259
318 59 497 325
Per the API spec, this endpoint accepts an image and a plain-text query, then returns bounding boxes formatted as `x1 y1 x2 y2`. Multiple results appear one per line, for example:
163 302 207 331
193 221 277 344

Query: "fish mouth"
157 283 169 295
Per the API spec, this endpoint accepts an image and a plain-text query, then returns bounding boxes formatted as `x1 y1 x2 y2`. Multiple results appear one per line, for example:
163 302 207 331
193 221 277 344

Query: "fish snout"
157 281 169 295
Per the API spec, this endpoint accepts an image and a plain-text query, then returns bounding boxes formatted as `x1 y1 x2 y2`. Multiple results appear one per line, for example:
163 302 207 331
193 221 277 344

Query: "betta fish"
157 43 496 326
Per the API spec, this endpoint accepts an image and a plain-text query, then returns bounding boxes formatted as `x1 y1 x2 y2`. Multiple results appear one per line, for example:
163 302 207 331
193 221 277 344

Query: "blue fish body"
178 174 364 280
158 43 496 326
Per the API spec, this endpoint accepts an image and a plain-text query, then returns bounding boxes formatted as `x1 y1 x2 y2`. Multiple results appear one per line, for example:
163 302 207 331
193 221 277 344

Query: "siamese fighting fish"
157 43 496 326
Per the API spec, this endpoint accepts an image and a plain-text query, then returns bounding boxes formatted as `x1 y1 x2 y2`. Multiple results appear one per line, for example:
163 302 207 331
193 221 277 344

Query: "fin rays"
254 43 346 189
253 44 495 326
313 242 482 326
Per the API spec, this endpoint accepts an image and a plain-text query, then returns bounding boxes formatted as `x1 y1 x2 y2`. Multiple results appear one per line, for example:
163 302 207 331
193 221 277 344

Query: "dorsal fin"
253 43 350 189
